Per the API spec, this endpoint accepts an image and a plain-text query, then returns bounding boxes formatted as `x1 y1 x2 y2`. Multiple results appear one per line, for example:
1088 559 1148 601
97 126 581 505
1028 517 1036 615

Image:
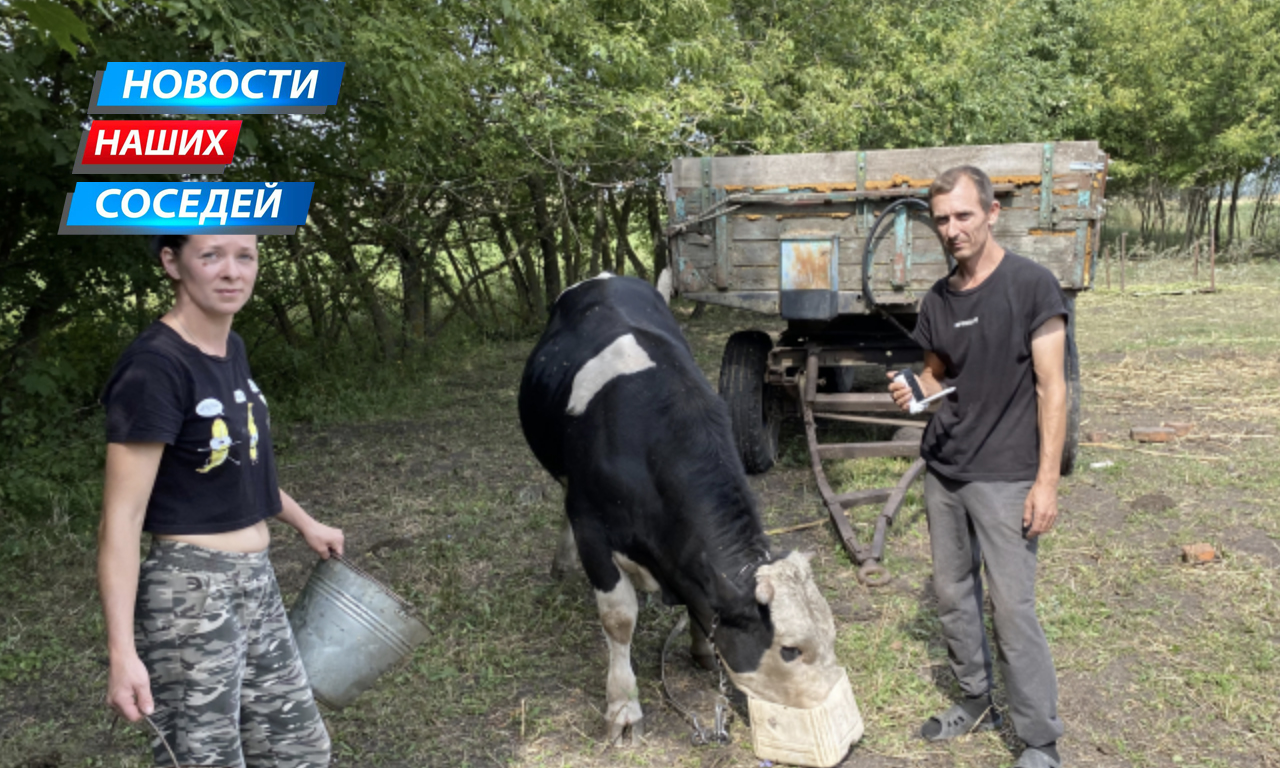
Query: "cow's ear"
701 552 745 604
755 576 774 605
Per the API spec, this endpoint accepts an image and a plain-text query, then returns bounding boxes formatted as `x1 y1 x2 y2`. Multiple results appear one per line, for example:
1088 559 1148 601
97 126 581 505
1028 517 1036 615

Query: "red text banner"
73 119 242 174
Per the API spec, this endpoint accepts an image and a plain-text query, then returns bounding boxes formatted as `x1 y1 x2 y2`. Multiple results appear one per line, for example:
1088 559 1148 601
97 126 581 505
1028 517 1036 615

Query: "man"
889 166 1067 768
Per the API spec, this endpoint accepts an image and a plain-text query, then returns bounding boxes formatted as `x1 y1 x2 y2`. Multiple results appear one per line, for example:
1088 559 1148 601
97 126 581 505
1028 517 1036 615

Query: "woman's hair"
149 235 189 266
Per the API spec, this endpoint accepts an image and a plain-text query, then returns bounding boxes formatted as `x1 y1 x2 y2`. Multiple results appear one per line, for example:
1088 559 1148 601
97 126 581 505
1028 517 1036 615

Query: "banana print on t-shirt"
194 397 238 473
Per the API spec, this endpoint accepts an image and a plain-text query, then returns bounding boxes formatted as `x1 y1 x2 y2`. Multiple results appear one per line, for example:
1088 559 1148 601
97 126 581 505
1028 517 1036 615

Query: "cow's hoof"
606 702 644 745
692 652 717 671
608 717 644 745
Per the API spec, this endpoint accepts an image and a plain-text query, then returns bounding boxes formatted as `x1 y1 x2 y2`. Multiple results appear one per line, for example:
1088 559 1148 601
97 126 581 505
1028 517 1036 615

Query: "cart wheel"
719 330 779 474
1061 328 1081 476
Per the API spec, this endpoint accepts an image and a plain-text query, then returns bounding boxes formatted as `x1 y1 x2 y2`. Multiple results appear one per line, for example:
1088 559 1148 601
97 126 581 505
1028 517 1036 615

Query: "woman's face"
162 234 259 318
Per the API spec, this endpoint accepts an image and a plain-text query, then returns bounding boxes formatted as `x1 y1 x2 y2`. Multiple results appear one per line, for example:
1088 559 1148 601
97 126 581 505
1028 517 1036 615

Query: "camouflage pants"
136 540 330 767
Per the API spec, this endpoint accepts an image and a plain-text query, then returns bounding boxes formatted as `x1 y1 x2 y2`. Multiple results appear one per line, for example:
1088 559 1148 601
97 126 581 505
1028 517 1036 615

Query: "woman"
99 233 340 767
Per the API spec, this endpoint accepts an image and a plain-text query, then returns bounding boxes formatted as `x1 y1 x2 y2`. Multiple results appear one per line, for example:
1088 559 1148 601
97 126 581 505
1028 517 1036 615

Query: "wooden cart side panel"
667 142 1107 307
671 142 1105 189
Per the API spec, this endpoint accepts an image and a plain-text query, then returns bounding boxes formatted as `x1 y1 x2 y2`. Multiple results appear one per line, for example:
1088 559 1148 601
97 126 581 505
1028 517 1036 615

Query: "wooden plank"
831 488 893 507
729 215 780 241
817 441 921 460
728 265 779 291
778 215 861 240
671 142 1104 189
811 393 902 412
730 241 780 267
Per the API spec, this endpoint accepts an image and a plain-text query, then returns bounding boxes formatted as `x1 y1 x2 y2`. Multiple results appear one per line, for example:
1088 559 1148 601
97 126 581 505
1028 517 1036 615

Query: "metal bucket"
289 554 428 709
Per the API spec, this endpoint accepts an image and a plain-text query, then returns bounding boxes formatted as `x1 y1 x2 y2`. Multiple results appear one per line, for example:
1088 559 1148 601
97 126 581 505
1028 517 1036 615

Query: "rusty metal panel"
781 238 839 291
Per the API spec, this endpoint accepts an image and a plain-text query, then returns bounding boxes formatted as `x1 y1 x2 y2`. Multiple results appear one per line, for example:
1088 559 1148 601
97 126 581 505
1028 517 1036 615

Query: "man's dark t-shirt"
101 321 282 534
912 252 1069 482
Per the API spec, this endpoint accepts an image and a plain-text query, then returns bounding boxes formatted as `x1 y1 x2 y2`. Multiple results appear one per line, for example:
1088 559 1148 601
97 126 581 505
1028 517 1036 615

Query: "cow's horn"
755 577 774 605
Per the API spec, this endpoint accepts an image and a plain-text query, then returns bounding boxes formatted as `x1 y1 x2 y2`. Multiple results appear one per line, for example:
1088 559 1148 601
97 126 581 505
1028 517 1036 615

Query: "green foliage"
2 0 1278 524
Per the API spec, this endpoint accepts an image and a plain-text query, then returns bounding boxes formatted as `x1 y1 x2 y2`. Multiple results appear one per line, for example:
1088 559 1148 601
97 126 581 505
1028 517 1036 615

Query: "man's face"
930 176 999 263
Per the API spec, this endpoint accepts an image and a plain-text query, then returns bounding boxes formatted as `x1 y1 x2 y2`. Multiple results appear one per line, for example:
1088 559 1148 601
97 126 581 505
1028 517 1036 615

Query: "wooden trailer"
663 142 1109 583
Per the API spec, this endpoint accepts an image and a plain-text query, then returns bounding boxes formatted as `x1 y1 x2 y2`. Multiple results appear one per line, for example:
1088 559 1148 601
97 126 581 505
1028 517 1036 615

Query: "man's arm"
1024 315 1067 538
888 351 947 411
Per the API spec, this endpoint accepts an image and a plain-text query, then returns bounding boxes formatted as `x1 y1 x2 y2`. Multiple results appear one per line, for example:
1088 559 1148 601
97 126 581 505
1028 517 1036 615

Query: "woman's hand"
277 489 345 558
302 521 345 559
106 652 154 722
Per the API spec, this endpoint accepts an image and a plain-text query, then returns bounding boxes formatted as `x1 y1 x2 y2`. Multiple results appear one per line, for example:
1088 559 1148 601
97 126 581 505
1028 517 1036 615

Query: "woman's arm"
98 442 164 722
275 489 345 558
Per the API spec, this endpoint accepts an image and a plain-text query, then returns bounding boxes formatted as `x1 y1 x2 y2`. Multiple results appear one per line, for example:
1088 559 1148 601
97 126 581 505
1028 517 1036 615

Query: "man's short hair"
929 166 995 211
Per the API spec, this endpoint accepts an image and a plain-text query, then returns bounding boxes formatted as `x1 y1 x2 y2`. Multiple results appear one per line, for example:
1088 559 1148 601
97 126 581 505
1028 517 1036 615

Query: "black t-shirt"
101 321 282 534
912 252 1069 482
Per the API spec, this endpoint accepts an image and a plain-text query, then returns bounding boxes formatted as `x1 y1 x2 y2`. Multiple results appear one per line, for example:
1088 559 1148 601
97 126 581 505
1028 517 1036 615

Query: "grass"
2 260 1279 767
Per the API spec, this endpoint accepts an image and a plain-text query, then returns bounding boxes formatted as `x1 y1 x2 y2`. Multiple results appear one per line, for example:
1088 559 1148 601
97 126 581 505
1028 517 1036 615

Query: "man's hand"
106 652 154 722
1022 480 1059 539
887 372 914 412
302 521 345 559
886 352 947 412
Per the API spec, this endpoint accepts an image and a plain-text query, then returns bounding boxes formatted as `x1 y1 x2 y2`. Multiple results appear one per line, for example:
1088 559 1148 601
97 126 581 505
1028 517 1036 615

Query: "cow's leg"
689 616 716 671
595 567 644 744
550 520 580 579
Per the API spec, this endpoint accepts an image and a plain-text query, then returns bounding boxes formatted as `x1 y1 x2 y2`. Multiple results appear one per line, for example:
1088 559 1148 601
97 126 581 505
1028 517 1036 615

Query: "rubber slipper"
919 701 1002 742
1012 746 1063 768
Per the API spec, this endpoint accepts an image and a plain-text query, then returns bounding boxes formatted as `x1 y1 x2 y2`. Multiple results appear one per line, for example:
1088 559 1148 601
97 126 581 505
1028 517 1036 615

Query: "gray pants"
924 470 1064 747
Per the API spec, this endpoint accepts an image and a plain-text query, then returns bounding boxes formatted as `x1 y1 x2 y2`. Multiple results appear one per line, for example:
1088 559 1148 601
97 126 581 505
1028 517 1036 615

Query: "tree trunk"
645 188 668 280
441 244 485 328
1183 187 1205 248
608 188 647 280
561 190 583 287
1249 166 1273 238
489 211 537 321
1225 168 1244 248
1212 181 1226 247
528 174 561 308
312 210 396 362
399 240 426 350
287 234 327 344
268 296 303 348
590 191 608 275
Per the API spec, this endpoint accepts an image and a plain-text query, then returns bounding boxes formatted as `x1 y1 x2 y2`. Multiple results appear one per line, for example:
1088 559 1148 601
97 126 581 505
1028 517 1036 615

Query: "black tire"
1061 326 1081 477
719 330 779 474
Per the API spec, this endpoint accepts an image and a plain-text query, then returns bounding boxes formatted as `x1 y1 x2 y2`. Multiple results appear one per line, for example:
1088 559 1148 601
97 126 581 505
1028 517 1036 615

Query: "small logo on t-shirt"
954 317 980 328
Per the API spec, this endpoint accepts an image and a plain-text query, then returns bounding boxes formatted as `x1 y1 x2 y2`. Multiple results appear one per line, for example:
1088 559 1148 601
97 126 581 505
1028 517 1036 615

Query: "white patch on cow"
565 334 655 416
614 553 661 593
558 271 614 299
656 267 673 306
595 574 643 741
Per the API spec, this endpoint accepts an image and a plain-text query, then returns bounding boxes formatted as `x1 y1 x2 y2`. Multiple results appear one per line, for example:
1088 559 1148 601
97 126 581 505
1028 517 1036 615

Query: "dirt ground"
2 260 1278 768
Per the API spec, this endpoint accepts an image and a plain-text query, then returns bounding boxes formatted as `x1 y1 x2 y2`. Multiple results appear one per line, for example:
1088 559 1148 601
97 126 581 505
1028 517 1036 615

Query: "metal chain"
661 610 732 746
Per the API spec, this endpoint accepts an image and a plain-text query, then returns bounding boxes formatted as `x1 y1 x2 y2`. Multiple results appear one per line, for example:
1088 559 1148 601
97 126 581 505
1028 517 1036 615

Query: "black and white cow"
518 273 843 742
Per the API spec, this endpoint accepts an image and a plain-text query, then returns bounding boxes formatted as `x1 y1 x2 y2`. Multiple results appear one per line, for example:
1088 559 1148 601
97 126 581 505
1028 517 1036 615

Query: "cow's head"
719 551 843 710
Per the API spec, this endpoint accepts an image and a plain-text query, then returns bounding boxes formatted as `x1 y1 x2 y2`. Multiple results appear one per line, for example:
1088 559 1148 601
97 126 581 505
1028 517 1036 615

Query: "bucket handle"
328 551 424 621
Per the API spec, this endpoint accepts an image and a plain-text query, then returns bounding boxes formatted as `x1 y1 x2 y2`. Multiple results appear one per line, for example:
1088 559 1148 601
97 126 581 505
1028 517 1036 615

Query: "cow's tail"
656 267 673 306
